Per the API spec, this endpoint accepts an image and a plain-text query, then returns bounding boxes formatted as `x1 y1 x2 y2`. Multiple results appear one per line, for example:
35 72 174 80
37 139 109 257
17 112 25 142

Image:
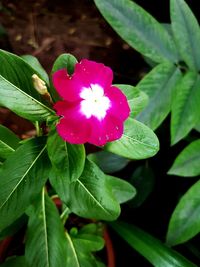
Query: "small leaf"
65 226 104 267
171 72 200 145
129 165 155 207
170 0 200 70
94 0 178 63
47 130 85 182
115 84 148 117
167 180 200 246
106 175 136 204
87 151 129 173
51 53 78 102
111 221 197 267
25 190 68 267
0 256 30 267
21 55 49 85
0 137 50 231
53 159 120 221
0 125 20 160
136 62 181 130
105 118 159 160
168 139 200 177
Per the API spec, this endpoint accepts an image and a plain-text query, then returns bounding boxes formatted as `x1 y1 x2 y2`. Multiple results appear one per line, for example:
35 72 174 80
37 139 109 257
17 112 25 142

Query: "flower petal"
75 59 113 89
106 86 130 121
52 69 83 102
88 115 123 146
55 102 91 144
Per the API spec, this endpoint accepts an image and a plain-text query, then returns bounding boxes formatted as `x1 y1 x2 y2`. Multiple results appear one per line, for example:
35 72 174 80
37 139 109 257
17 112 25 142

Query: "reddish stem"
103 227 115 267
0 236 13 262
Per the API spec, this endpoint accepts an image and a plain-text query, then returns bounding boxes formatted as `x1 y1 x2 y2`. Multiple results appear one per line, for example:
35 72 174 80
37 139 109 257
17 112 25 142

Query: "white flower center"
80 84 111 120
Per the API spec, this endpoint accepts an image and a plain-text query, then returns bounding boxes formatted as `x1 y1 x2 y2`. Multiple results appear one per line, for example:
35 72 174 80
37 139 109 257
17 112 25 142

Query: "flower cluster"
53 59 130 146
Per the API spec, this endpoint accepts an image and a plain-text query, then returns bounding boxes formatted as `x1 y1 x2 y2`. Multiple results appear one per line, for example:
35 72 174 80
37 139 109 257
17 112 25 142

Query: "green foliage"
105 118 159 159
111 221 197 267
168 139 200 177
94 0 178 63
0 137 50 230
87 151 129 173
47 130 85 182
170 72 200 145
0 257 29 267
25 190 68 267
115 84 148 118
167 180 200 246
170 0 200 70
0 125 20 160
136 62 181 130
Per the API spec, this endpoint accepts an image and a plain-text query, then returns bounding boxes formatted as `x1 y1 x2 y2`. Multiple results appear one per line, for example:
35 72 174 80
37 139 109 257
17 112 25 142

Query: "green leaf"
170 0 200 70
0 137 50 231
0 49 46 101
171 72 200 145
0 256 30 267
0 49 55 121
129 165 155 207
25 190 68 267
0 75 55 122
51 53 78 102
65 225 104 267
47 130 85 182
136 62 181 130
21 55 49 85
111 221 197 267
87 151 129 173
168 139 200 177
105 118 159 160
106 175 136 204
94 0 178 63
115 84 148 117
167 180 200 246
0 125 20 160
52 159 120 221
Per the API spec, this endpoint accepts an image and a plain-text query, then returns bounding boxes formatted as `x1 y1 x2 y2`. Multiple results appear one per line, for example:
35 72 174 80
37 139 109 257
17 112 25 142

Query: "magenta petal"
75 59 113 89
55 102 91 144
52 69 82 102
106 86 130 121
88 116 123 146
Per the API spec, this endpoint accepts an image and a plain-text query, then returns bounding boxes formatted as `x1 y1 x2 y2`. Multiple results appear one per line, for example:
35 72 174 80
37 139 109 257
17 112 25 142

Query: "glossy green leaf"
0 137 50 231
51 53 78 102
115 84 148 117
171 72 200 145
65 225 104 267
129 165 155 207
47 130 85 182
25 190 68 267
111 221 197 267
106 175 136 204
168 140 200 177
52 159 120 221
0 125 20 160
0 49 54 121
21 55 49 85
167 180 200 246
87 151 129 173
0 256 30 267
170 0 200 70
94 0 178 63
136 62 181 130
105 118 159 160
0 75 55 122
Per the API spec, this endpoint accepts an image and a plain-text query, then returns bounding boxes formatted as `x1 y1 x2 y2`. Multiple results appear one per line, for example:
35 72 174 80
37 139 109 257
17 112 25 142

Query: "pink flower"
52 59 130 146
